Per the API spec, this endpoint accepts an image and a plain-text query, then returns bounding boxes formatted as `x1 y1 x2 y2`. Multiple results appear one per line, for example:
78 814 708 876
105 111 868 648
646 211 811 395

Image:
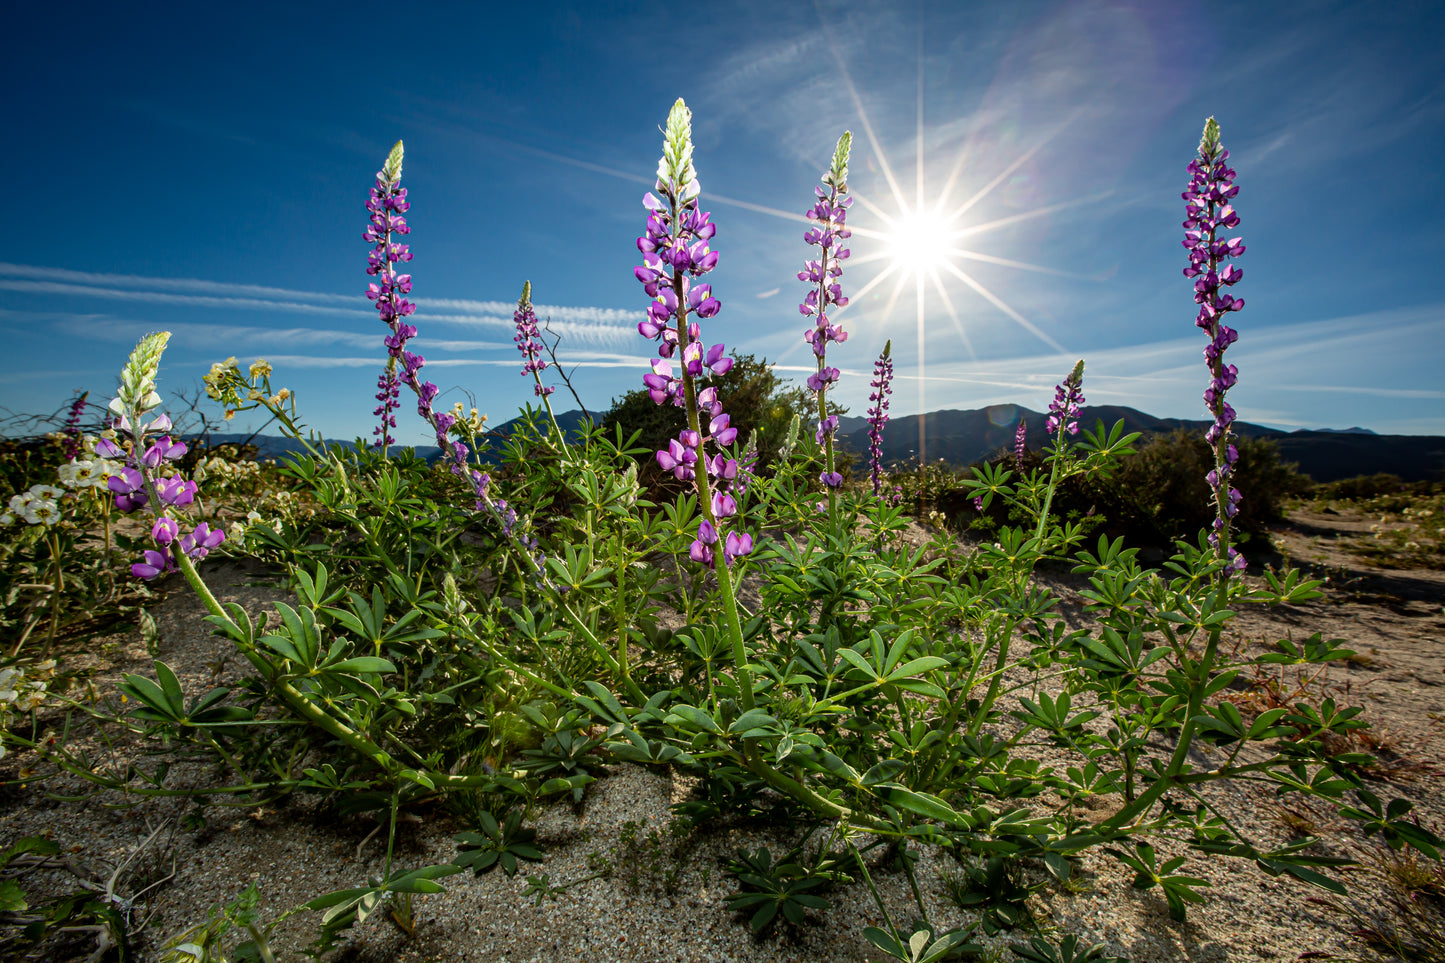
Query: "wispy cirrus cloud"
0 262 642 350
262 351 652 370
0 262 356 303
0 278 369 319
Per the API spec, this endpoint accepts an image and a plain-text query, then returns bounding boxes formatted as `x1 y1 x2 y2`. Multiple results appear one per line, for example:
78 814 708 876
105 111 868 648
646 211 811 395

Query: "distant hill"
834 405 1445 483
190 408 597 466
188 406 1444 484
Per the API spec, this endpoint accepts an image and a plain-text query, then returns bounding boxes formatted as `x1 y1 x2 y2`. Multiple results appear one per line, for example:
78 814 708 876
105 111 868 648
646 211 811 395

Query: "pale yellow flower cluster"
203 357 291 419
448 403 489 438
0 660 56 757
194 456 262 491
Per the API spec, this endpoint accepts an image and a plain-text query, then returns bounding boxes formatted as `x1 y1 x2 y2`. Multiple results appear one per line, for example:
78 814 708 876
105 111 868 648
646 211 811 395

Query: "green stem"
42 531 64 655
1033 427 1068 546
1095 624 1220 835
614 526 629 681
203 731 250 783
102 500 115 600
966 616 1018 738
384 789 400 879
246 924 277 963
850 840 899 939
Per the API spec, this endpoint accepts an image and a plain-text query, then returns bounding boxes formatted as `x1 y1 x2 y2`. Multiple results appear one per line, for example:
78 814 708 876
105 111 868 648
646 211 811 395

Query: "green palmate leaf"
878 786 968 826
327 657 395 675
865 925 979 963
883 655 948 682
119 673 181 722
0 879 26 913
1011 933 1127 963
1257 632 1353 665
665 703 723 734
1341 790 1445 859
836 645 879 680
862 759 908 786
728 708 780 735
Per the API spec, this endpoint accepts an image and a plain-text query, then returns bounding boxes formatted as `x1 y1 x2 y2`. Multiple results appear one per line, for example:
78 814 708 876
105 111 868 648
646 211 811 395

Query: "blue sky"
3 0 1443 443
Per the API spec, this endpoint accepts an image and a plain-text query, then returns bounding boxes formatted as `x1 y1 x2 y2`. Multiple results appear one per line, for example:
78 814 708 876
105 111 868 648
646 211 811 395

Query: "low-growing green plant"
725 837 858 934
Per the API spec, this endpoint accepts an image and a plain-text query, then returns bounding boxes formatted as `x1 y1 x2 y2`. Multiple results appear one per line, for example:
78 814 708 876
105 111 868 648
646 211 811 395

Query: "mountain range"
193 405 1444 484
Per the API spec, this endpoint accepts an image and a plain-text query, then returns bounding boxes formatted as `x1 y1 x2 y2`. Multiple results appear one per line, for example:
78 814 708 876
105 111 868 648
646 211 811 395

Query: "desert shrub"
1313 472 1408 501
1095 428 1309 548
599 351 836 495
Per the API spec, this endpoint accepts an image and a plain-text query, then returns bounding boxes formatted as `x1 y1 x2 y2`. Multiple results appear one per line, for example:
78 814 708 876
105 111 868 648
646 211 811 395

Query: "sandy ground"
1 504 1442 962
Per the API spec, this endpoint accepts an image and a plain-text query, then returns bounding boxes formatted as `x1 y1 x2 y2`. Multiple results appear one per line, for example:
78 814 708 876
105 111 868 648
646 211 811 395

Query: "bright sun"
885 210 954 273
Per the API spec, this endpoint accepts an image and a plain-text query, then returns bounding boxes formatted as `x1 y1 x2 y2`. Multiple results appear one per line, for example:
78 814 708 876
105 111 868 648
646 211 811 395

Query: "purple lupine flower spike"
800 132 853 489
1013 419 1027 468
103 332 225 580
634 99 751 569
365 140 414 452
1046 360 1085 437
514 281 556 398
1183 117 1247 574
866 340 893 497
62 391 88 461
360 140 543 571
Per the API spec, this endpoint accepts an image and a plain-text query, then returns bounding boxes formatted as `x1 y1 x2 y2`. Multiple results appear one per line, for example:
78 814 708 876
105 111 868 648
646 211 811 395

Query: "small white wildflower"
64 459 106 489
0 669 18 703
23 499 61 527
28 484 64 501
228 521 245 539
57 462 80 487
0 512 13 526
246 510 263 524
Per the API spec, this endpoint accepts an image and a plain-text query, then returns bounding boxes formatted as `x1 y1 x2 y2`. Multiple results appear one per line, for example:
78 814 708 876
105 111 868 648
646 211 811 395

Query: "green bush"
599 351 833 494
1310 473 1444 503
938 428 1310 552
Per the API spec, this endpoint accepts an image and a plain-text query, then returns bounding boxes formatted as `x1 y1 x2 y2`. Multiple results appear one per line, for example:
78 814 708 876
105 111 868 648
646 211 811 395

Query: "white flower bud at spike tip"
1199 117 1221 157
659 99 698 198
114 331 171 418
383 139 404 187
824 130 851 192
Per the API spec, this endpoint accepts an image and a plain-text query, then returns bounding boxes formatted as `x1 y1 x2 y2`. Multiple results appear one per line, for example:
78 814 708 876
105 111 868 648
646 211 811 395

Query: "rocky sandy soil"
1 504 1442 963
